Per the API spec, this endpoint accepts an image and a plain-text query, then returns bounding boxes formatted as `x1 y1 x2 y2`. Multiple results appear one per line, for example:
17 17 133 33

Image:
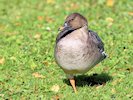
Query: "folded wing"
89 30 107 58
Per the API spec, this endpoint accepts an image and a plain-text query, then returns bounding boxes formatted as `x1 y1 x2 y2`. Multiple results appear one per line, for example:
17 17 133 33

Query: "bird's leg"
69 78 77 93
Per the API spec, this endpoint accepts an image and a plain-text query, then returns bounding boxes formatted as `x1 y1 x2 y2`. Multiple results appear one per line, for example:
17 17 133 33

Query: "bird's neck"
78 25 88 33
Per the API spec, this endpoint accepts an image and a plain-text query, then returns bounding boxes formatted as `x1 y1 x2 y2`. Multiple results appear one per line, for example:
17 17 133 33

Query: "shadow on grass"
63 73 112 87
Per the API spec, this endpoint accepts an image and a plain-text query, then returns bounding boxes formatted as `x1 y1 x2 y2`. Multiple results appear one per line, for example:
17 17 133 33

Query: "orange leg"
69 78 77 93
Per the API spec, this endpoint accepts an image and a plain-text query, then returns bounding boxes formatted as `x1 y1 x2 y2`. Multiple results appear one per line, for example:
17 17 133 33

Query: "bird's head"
59 13 88 32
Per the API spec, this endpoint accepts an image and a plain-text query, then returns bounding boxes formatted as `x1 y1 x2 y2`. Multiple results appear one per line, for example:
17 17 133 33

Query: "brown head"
57 13 88 42
59 13 88 31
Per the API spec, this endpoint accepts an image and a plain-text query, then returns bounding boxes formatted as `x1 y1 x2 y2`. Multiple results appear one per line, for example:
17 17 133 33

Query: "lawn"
0 0 133 99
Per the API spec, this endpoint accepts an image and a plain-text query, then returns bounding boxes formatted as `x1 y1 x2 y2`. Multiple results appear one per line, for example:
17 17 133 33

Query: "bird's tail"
102 51 108 59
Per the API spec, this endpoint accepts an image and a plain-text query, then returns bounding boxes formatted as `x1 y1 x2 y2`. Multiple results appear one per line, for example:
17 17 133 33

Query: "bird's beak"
58 25 73 32
58 22 73 32
58 26 65 31
56 24 73 42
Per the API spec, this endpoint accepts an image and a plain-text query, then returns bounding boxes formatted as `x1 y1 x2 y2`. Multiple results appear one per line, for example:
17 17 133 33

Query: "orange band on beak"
58 26 65 31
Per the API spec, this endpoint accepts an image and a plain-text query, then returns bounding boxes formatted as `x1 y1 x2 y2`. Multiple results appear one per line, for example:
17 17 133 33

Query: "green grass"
0 0 133 99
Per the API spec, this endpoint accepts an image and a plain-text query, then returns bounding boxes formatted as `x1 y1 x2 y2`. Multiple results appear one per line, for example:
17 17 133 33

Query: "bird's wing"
88 30 104 52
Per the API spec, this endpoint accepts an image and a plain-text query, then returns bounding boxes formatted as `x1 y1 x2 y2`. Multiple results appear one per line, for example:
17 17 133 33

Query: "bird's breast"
55 30 102 74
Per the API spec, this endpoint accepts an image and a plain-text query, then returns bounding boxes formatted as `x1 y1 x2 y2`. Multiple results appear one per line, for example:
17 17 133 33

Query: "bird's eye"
72 18 74 20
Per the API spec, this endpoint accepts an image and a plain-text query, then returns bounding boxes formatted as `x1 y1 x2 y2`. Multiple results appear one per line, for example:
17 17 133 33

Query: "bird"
54 13 107 93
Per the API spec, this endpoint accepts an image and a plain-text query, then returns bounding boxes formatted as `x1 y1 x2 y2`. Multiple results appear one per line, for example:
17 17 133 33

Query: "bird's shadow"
63 73 112 87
